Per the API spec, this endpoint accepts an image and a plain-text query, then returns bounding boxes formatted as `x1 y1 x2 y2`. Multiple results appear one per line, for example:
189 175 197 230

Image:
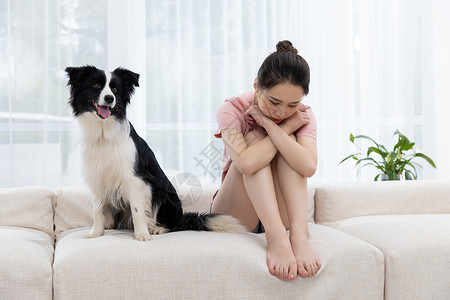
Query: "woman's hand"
244 105 272 128
280 104 310 135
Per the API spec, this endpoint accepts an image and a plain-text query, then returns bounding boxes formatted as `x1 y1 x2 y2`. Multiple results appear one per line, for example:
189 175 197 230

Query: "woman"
211 40 321 281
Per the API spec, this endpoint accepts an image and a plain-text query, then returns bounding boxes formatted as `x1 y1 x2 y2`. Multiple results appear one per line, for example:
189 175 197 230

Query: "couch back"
314 180 450 225
0 186 56 238
54 184 315 240
6 180 447 239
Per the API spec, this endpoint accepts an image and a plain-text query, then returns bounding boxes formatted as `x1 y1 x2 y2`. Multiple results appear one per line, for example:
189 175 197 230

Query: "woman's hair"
257 40 310 95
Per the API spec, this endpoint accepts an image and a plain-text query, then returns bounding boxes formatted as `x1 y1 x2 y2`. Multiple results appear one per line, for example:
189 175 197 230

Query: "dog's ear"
113 67 140 88
65 65 98 87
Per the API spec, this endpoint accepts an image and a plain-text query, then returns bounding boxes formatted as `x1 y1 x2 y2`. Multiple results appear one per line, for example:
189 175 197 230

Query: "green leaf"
352 134 389 160
374 174 380 181
386 152 393 164
355 157 382 167
404 171 413 180
413 153 437 168
405 162 419 178
404 169 417 180
339 154 360 165
404 163 418 179
356 162 379 177
367 146 386 158
402 142 415 152
393 130 410 144
353 134 380 147
350 133 355 143
393 130 413 153
393 136 403 153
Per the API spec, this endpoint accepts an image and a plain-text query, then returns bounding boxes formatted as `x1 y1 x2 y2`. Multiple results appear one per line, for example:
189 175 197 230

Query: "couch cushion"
0 186 56 238
314 180 450 225
53 224 383 300
328 214 450 300
0 227 54 299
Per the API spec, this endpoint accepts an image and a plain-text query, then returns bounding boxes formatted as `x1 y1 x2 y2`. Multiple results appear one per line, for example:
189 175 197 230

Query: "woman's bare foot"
290 231 321 278
265 231 298 280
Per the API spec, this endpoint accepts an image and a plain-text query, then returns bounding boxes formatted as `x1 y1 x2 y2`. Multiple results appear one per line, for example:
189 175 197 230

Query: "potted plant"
339 129 436 181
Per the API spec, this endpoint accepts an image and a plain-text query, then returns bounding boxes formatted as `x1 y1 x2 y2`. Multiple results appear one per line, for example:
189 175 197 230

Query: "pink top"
214 91 317 182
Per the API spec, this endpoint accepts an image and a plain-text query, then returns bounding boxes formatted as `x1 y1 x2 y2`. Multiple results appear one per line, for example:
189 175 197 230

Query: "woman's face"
254 81 305 123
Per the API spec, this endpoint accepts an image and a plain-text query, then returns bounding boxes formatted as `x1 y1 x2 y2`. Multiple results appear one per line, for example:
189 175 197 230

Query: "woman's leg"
274 152 322 277
212 131 297 280
211 163 259 230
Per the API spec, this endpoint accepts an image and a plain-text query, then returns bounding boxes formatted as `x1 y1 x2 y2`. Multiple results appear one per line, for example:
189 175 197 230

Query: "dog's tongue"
98 106 111 119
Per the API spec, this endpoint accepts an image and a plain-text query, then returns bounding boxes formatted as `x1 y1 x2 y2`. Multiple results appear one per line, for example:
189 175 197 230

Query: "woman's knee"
276 153 306 180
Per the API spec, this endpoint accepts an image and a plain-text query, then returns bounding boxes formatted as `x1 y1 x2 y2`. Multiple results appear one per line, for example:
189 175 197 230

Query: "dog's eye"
112 88 118 93
93 84 101 89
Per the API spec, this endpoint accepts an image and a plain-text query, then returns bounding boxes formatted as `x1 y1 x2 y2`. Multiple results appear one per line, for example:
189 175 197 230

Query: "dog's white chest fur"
75 112 158 240
76 113 139 201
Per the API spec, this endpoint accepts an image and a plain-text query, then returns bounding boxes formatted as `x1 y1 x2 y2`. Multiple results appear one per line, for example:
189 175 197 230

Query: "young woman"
211 40 321 281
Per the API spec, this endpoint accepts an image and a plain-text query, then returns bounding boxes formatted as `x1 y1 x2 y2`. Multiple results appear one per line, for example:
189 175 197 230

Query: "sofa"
1 180 449 300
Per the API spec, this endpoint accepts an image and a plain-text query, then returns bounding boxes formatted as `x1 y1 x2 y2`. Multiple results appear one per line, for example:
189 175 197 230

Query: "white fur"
98 72 116 107
205 215 247 233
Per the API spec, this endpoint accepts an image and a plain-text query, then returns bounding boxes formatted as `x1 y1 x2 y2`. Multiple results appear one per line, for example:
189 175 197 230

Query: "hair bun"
276 40 298 55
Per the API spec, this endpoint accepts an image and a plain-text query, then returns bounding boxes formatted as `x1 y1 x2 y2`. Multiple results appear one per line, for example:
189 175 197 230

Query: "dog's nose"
104 95 114 104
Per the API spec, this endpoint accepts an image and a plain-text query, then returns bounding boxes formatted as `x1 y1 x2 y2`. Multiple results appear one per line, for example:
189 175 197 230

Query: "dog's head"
65 66 139 121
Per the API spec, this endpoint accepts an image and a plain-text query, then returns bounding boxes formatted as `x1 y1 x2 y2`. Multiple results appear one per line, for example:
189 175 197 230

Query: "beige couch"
1 181 449 299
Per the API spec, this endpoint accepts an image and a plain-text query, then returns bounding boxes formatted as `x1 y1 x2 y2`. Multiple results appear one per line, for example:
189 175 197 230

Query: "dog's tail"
171 212 247 233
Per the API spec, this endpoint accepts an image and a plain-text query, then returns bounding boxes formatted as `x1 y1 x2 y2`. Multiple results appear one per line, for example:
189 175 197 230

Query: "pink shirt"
214 91 317 182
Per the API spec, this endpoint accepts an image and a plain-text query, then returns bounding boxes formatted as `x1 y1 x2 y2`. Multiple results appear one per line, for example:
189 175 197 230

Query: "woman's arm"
221 107 309 175
246 105 317 177
221 129 276 175
265 122 317 177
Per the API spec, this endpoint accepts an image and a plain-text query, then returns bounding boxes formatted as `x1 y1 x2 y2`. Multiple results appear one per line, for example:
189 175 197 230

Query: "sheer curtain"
1 0 449 188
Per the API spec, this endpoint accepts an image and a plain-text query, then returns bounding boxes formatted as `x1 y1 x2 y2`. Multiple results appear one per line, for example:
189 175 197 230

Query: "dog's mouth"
93 102 111 119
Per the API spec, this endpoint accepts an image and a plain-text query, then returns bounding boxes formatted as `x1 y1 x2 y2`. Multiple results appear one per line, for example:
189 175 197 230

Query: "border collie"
65 65 245 241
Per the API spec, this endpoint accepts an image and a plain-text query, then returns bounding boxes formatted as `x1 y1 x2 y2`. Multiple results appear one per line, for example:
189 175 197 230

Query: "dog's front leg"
83 200 107 239
127 187 152 241
129 201 152 241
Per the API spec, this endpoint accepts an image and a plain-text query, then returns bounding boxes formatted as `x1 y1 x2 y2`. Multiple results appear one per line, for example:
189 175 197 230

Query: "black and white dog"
66 66 244 241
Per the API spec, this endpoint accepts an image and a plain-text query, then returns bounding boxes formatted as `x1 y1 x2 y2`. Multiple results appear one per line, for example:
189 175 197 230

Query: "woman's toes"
288 272 296 280
312 260 321 276
267 263 275 276
299 268 309 277
305 264 314 276
275 266 281 279
288 263 297 280
310 263 318 276
282 267 289 280
266 236 298 280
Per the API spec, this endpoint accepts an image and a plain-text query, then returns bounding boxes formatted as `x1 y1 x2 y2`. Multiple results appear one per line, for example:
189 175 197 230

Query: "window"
1 0 448 187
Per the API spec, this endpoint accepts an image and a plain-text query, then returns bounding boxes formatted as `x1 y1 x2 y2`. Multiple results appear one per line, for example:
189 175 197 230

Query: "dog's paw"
134 233 152 241
150 226 167 235
104 218 115 230
82 231 103 239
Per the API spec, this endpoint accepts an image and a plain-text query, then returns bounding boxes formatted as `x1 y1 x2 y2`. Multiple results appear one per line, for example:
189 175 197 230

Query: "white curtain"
1 0 449 188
